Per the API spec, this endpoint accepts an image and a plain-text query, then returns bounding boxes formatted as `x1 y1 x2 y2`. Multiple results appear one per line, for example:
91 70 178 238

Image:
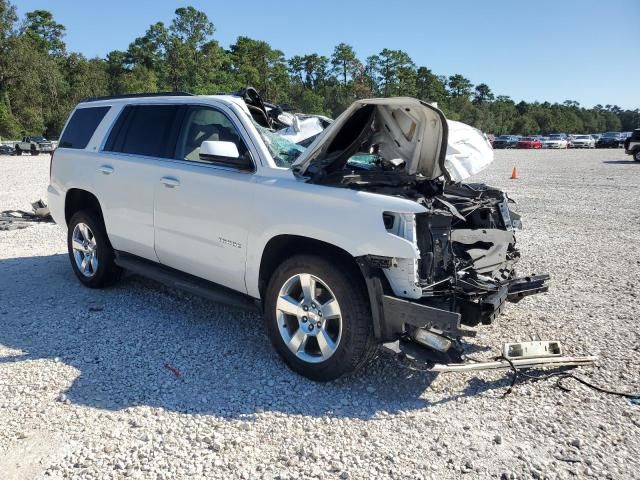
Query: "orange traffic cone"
510 166 518 180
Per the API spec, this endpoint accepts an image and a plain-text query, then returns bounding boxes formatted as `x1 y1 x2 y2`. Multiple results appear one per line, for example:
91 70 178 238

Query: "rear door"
98 104 184 261
153 103 256 293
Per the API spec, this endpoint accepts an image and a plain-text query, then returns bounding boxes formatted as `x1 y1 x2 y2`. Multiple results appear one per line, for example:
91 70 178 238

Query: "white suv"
48 91 549 380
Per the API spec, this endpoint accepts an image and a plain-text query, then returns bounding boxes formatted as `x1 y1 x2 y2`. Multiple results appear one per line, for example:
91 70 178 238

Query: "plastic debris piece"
164 363 181 378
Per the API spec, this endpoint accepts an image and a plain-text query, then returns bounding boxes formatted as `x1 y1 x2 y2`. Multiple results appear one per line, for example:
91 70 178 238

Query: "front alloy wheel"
265 255 377 381
276 273 342 363
634 150 640 162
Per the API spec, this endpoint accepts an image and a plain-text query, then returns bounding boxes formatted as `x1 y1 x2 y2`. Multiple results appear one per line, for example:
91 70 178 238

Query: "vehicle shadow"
0 253 504 419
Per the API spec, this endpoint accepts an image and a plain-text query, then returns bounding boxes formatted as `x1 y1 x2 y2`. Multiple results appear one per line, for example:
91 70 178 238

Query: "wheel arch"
64 188 104 226
257 234 366 304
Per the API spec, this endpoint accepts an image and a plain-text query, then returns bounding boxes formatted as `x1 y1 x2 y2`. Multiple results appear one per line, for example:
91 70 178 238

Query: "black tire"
15 146 22 156
67 210 121 288
634 150 640 162
31 145 39 156
264 254 377 381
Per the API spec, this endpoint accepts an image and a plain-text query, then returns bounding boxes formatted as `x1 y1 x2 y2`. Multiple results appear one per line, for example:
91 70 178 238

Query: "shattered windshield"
255 123 306 168
255 124 380 172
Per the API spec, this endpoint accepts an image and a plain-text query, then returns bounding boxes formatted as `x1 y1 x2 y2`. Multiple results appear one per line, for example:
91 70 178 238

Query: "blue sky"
12 0 640 109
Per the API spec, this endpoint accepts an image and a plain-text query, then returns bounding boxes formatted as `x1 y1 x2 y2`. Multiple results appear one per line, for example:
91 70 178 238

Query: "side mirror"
200 140 239 160
198 140 253 171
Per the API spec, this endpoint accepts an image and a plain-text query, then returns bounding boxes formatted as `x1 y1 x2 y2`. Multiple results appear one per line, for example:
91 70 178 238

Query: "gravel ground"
0 150 638 480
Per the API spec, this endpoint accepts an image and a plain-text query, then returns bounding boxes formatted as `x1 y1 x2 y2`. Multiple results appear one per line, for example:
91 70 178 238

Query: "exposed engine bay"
381 182 526 327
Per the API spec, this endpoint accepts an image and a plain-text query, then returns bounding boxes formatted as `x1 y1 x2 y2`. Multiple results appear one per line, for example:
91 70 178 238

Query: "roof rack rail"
80 92 194 103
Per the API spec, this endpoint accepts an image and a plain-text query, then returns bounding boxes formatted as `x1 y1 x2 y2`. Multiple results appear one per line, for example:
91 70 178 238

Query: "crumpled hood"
292 97 449 179
292 97 493 182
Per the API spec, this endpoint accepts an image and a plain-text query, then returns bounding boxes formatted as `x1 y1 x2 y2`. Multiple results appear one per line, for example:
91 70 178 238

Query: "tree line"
1 2 638 139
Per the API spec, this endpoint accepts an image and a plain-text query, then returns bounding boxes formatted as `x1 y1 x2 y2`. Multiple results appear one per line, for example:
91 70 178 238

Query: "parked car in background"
596 132 623 148
492 135 520 149
516 136 542 149
0 143 15 155
15 135 54 155
543 134 568 149
624 129 640 161
569 134 595 148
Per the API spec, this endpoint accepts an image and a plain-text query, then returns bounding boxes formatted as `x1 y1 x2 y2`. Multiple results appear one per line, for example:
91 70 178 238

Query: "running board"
114 252 259 311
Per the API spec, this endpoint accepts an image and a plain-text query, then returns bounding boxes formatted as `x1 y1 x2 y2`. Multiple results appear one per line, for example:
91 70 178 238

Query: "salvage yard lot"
0 150 638 479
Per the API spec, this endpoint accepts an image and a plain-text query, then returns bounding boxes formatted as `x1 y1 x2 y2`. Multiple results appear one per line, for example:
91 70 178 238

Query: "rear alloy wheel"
71 222 99 278
265 255 377 381
67 210 121 288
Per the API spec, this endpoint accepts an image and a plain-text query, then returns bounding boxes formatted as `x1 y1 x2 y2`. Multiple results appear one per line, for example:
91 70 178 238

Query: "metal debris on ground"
0 199 54 231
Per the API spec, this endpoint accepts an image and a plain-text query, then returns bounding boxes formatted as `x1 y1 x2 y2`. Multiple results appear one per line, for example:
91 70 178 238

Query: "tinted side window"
106 105 181 158
175 106 252 170
59 106 110 149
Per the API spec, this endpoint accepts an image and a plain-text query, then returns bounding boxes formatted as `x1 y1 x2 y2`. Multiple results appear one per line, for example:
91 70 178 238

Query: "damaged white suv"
48 89 549 381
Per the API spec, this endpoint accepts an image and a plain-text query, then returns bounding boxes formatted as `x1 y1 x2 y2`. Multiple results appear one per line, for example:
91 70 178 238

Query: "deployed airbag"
444 120 494 182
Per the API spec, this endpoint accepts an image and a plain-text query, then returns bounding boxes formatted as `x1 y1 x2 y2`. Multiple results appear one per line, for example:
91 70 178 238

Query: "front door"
153 104 255 293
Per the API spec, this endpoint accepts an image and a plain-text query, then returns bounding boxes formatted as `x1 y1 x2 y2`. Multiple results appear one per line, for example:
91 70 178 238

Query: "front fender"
245 175 425 298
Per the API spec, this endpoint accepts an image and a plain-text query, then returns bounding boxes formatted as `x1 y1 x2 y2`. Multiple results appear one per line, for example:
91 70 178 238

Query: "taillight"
49 148 55 180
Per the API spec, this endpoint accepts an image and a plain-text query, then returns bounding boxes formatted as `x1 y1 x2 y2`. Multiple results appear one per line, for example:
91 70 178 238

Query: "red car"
516 136 542 149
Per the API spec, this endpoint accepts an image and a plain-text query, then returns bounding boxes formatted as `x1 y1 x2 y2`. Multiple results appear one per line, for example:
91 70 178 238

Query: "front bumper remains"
356 257 596 376
358 256 550 342
383 339 597 372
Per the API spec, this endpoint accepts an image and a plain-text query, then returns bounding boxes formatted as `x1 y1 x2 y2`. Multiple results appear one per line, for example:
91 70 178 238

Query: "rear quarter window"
59 106 111 149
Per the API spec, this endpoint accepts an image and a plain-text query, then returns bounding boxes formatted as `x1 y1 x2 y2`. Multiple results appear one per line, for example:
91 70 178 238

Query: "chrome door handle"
99 165 114 175
160 177 180 188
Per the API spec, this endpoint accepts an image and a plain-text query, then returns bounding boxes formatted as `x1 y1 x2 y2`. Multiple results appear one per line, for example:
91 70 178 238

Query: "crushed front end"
357 180 550 362
280 96 551 361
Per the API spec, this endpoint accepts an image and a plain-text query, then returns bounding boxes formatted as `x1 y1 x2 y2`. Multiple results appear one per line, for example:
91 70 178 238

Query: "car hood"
292 97 489 182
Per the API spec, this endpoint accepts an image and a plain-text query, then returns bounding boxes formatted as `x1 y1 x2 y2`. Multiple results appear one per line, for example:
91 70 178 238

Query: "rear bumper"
358 256 550 342
46 183 66 228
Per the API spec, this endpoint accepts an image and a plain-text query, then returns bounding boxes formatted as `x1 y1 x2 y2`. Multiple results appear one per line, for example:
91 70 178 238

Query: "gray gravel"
1 150 639 479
